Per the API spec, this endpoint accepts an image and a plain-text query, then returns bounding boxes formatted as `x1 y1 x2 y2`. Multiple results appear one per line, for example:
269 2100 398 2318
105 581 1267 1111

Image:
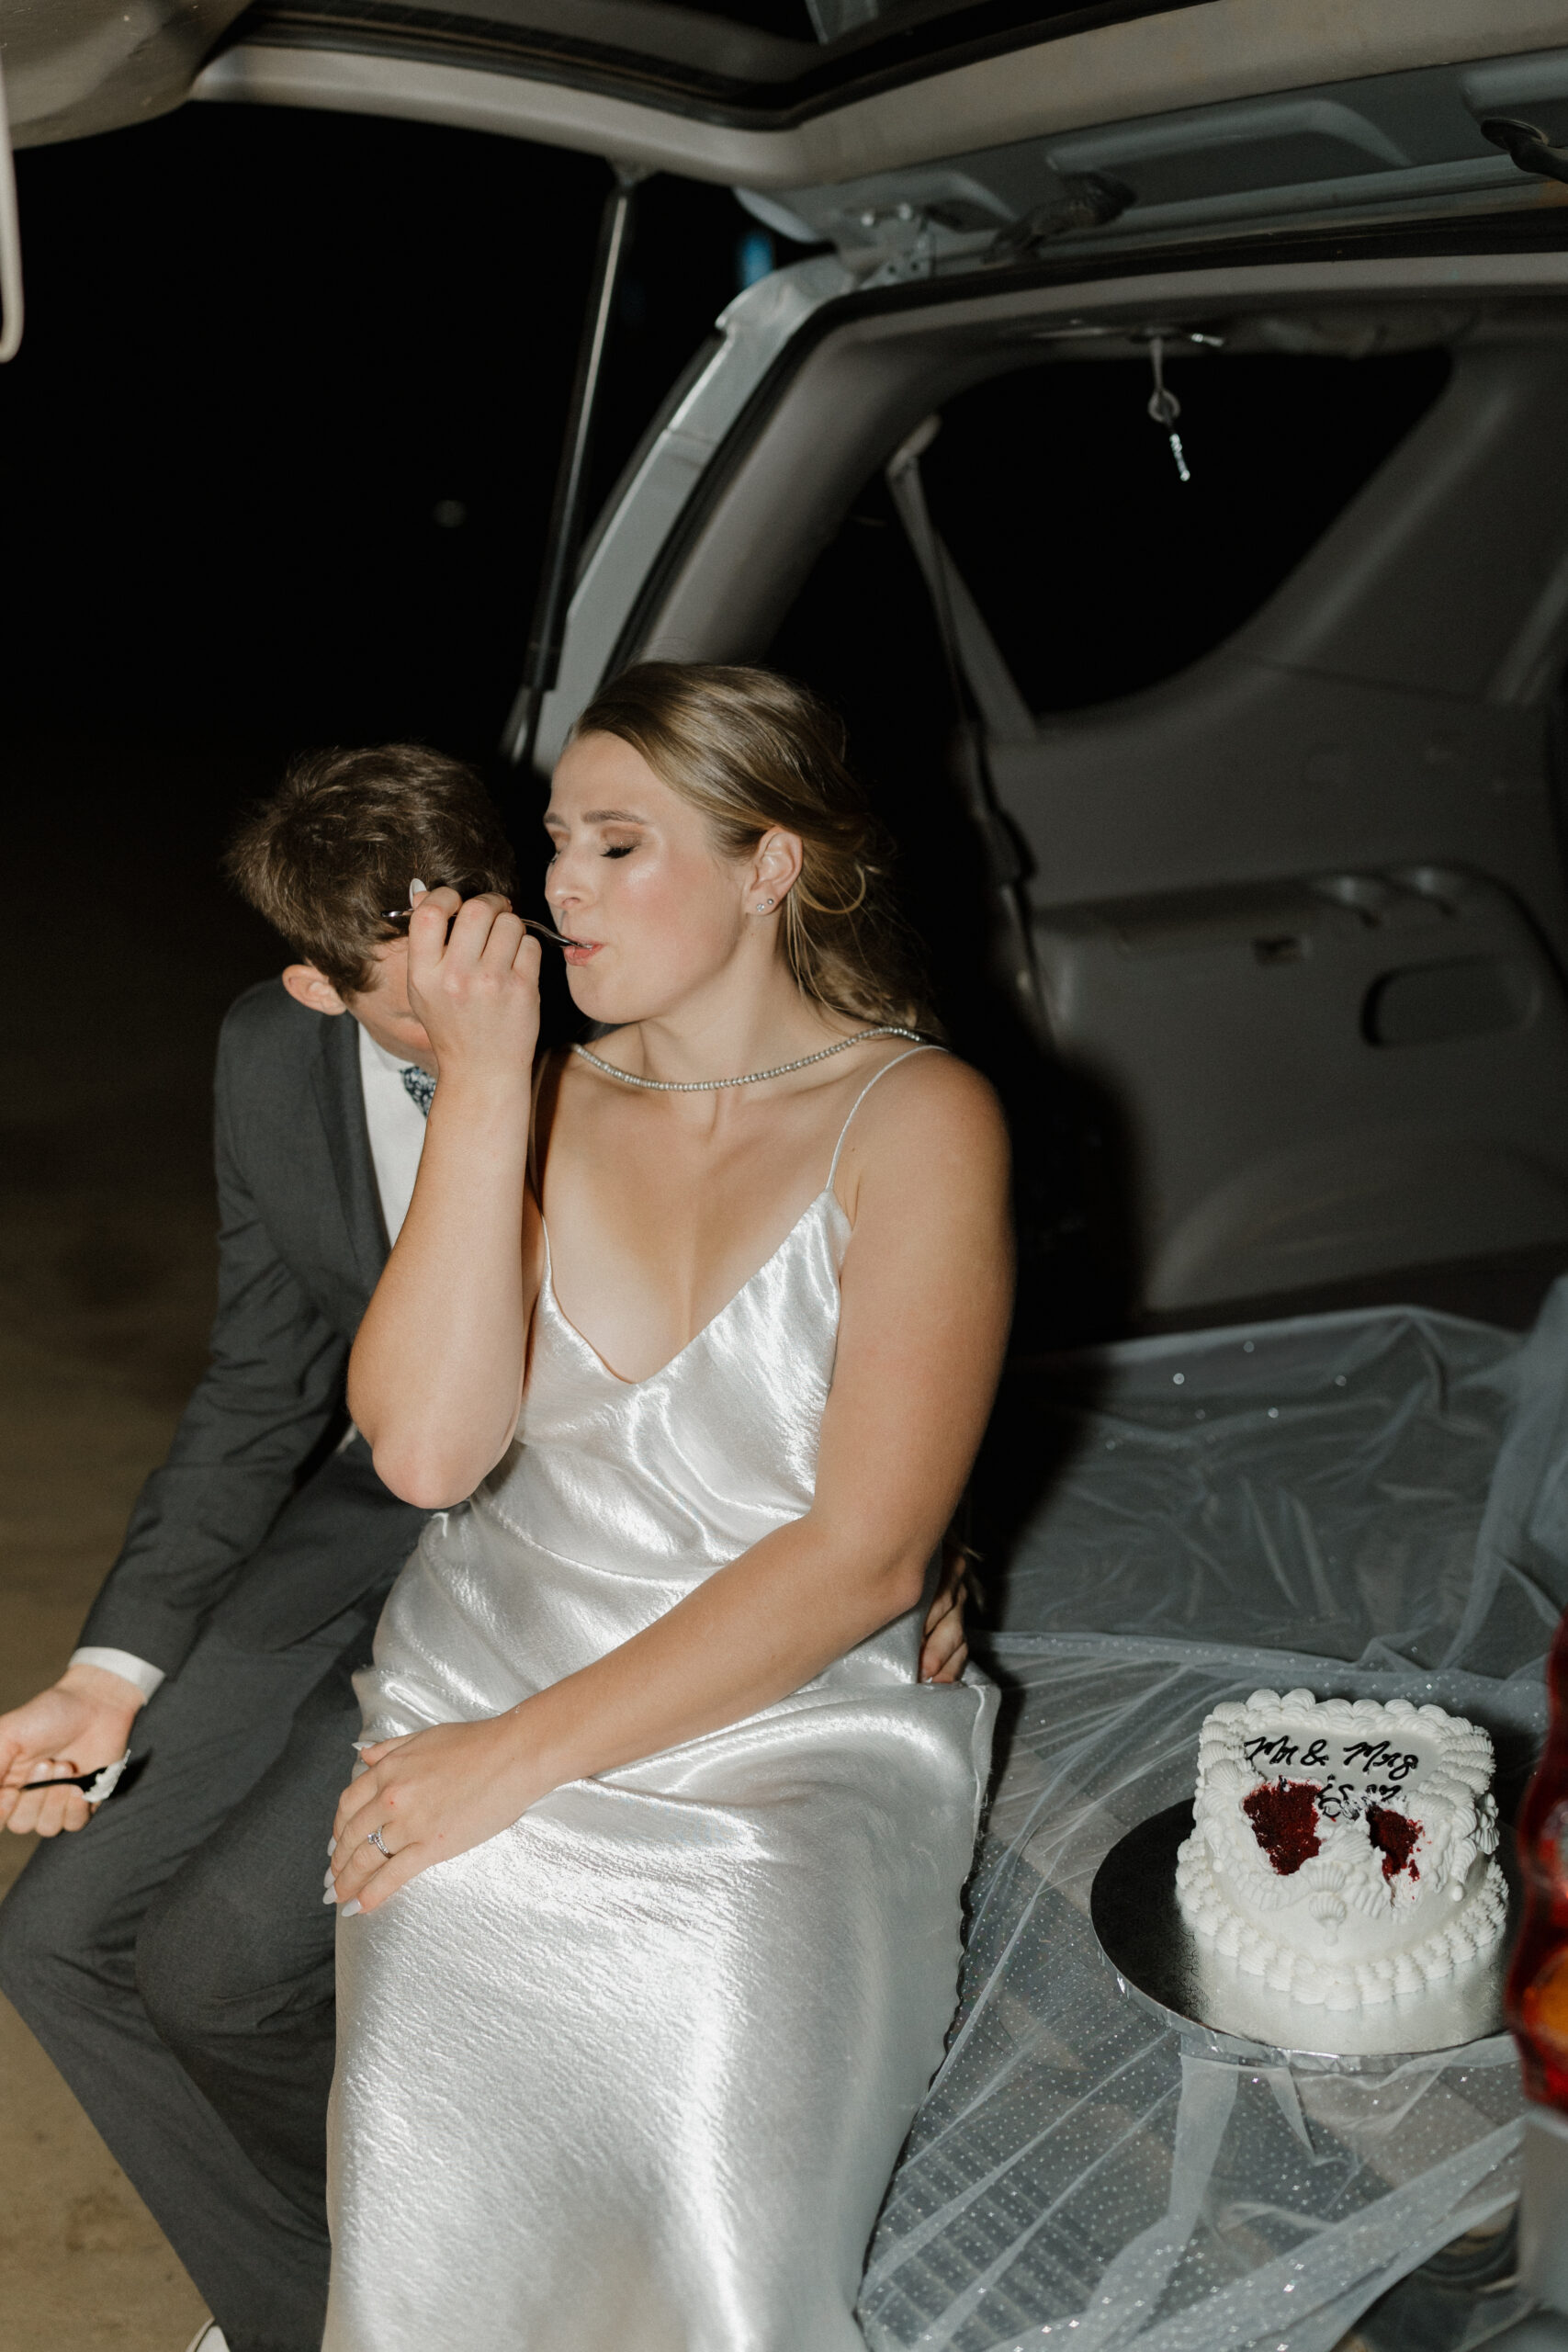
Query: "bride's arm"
347 889 543 1508
332 1052 1011 1912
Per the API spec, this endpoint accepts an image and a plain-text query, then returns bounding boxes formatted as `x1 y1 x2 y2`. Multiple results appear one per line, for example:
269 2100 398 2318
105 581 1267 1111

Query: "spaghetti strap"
827 1045 943 1193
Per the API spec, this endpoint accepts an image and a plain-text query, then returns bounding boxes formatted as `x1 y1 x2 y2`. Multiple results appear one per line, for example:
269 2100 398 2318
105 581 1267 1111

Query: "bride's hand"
329 1716 545 1914
405 886 541 1090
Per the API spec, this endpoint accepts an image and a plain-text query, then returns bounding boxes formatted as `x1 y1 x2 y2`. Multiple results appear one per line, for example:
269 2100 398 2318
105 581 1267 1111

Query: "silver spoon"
381 904 574 947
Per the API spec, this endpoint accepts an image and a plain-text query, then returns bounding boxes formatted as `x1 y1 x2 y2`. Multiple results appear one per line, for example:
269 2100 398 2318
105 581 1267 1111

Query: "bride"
323 662 1012 2350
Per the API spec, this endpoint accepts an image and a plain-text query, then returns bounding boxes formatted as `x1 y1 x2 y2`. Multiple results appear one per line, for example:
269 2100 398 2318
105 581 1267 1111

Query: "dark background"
4 99 774 1094
6 104 751 753
2 104 759 1218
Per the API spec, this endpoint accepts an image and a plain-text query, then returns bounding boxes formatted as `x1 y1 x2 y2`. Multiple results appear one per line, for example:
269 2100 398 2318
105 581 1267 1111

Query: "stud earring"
757 897 776 912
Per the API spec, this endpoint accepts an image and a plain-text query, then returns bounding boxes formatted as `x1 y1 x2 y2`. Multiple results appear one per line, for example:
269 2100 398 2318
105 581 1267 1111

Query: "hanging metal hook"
1145 336 1179 429
1145 337 1190 483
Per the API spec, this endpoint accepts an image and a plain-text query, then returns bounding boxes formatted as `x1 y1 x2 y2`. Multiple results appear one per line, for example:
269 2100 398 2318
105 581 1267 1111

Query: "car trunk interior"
604 266 1568 1352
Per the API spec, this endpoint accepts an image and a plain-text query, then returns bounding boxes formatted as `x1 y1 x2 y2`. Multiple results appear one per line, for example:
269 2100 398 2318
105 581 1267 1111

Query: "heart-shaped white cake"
1175 1689 1506 2009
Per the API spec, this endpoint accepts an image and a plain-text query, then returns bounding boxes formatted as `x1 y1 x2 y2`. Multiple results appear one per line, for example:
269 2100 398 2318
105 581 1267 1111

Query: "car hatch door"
7 0 1562 185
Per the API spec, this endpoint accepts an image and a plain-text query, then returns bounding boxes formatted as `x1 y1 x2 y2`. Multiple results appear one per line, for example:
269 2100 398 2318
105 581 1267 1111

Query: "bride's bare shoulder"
838 1047 1009 1208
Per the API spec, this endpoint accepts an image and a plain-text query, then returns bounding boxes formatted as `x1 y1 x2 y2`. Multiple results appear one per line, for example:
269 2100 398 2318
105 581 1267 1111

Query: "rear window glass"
918 348 1450 711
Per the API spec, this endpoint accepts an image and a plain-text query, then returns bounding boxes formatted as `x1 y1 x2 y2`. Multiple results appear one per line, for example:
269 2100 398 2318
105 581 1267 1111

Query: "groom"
0 743 518 2352
0 743 969 2352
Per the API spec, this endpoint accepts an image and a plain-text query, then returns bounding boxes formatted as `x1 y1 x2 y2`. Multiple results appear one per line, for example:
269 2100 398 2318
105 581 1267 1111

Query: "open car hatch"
6 0 1566 192
15 0 1568 1327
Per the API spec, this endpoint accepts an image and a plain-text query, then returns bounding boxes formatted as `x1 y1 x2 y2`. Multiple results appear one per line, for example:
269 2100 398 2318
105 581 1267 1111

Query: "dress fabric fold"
324 1184 995 2352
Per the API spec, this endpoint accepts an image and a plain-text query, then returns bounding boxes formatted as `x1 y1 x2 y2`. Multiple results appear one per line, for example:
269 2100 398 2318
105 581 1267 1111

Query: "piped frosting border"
1176 1689 1506 2010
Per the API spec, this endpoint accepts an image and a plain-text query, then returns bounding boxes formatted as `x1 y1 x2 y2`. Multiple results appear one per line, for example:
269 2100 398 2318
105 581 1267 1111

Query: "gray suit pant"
0 1610 377 2352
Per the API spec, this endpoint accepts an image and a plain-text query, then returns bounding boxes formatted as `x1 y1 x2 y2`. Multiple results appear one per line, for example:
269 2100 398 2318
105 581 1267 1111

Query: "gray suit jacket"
76 980 428 1677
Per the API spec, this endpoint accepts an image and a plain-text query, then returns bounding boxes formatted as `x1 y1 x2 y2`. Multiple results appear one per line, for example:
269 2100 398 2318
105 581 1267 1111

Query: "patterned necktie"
400 1065 436 1118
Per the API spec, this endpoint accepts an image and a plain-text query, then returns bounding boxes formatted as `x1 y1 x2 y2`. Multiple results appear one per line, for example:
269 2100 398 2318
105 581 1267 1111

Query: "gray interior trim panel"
193 0 1568 187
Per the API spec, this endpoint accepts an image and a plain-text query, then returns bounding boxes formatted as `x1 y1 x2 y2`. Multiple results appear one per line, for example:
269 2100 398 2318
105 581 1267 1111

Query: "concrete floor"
2 732 279 2351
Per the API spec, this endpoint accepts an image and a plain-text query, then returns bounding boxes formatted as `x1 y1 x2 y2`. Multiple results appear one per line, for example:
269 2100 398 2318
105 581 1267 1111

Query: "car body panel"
536 252 858 764
5 0 245 148
9 0 1566 178
186 5 1568 189
741 47 1568 271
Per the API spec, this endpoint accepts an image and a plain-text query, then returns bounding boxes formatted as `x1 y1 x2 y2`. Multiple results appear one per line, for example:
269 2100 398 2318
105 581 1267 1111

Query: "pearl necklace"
571 1026 926 1093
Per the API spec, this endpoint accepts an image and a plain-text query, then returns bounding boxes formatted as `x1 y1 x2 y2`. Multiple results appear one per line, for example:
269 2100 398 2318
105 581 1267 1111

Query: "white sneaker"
183 2326 231 2352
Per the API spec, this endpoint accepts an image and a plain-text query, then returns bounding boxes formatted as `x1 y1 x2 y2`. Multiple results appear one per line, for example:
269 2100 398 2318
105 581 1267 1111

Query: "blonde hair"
570 662 934 1032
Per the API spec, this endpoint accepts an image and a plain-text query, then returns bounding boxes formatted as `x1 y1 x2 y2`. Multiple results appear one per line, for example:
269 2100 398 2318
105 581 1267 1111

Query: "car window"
915 349 1450 712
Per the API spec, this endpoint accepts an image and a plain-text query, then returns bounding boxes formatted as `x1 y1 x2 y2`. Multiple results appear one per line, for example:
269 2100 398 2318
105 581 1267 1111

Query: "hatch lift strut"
502 163 648 774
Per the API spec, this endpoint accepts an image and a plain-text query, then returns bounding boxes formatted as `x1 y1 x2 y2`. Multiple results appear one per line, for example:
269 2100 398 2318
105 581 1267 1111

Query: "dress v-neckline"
531 1040 937 1394
539 1188 844 1392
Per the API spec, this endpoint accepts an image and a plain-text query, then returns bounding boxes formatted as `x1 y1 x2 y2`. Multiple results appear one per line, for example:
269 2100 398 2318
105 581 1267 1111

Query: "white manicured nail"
341 1899 362 1918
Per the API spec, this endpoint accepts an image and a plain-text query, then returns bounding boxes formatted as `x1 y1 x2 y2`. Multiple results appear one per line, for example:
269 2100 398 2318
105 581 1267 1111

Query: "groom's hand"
0 1664 141 1838
919 1538 973 1684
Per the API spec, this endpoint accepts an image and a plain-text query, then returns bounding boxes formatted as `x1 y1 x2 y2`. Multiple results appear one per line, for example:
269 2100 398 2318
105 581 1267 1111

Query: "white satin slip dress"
324 1049 997 2352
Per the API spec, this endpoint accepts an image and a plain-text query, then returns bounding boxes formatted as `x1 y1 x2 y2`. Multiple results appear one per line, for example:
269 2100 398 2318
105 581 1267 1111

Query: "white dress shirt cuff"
68 1648 165 1703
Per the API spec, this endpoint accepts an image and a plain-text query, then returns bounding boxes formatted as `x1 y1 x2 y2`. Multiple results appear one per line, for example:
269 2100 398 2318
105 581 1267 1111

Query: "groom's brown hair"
226 743 517 996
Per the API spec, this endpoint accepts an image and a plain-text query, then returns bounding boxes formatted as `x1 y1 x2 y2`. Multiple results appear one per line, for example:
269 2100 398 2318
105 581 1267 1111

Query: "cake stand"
1089 1801 1521 2065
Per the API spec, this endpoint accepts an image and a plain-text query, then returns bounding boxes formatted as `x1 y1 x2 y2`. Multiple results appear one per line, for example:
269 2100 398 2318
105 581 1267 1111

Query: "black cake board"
1089 1801 1519 2067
